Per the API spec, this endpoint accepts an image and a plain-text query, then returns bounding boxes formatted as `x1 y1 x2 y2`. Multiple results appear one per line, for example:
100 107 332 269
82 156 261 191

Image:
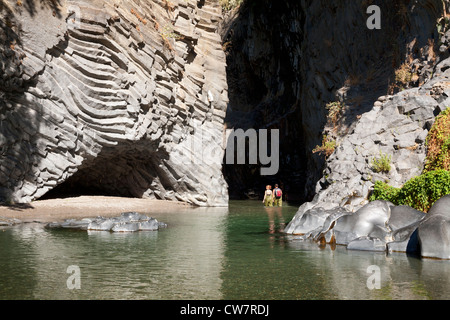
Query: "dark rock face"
0 0 228 206
221 0 447 204
220 1 307 201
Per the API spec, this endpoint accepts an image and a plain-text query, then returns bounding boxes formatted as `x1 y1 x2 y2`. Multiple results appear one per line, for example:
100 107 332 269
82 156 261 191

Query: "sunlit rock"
0 0 228 207
46 212 166 232
418 195 450 259
285 200 428 253
347 236 386 252
284 207 349 236
331 201 393 246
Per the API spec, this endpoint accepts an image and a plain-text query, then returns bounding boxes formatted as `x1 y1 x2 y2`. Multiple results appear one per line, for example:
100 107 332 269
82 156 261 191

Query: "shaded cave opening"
41 146 166 201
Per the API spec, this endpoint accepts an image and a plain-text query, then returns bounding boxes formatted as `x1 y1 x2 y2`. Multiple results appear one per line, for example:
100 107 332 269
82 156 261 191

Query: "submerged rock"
347 236 387 252
87 219 118 231
111 222 140 233
0 217 23 227
46 212 167 233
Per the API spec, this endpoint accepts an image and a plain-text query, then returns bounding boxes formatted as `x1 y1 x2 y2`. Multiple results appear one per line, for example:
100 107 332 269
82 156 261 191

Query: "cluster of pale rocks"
45 211 167 232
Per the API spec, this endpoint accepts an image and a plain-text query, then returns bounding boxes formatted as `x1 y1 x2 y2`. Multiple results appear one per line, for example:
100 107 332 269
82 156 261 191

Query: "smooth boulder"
387 206 426 253
285 200 427 253
284 207 349 236
332 200 393 246
418 195 450 259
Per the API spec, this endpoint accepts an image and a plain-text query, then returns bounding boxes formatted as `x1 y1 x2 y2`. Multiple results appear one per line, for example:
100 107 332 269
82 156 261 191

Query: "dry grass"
220 0 243 12
163 0 175 12
427 38 436 63
313 135 336 158
344 73 362 87
425 108 450 172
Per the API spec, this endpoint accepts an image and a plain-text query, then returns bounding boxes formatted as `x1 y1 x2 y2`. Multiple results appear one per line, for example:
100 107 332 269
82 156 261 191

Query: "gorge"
1 0 450 216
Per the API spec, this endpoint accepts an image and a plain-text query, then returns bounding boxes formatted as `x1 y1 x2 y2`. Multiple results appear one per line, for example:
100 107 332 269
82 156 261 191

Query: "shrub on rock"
424 107 450 172
370 170 450 212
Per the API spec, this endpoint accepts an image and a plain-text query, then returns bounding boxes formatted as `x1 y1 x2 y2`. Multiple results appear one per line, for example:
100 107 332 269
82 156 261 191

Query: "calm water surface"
1 200 450 300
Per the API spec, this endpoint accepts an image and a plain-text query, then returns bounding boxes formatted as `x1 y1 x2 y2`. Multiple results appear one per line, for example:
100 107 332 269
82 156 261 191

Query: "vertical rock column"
0 0 229 206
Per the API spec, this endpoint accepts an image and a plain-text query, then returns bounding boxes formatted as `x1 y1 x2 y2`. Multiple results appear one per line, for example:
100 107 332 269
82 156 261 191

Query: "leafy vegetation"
313 135 336 158
312 101 345 158
370 107 450 212
220 0 244 12
424 107 450 172
325 101 345 129
370 170 450 212
371 151 392 173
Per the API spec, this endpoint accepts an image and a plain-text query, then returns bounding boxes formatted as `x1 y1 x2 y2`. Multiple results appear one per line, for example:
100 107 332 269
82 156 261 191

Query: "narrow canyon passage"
1 0 446 208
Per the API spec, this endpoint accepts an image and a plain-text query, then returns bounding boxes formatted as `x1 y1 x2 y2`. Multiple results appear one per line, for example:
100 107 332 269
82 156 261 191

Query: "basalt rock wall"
2 0 449 208
0 0 228 206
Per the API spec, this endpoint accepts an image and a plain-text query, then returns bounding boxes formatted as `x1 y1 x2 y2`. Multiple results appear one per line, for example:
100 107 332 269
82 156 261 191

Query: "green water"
1 200 450 300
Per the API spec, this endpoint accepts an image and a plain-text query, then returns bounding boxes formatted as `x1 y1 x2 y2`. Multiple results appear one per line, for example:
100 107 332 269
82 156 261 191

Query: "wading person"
272 184 282 207
262 185 273 207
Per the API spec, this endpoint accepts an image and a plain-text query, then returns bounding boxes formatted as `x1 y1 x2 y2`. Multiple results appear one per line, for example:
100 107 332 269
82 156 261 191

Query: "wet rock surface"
45 211 167 232
284 199 450 259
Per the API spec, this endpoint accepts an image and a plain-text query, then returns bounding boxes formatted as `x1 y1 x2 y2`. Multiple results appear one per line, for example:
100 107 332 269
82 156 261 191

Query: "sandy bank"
0 196 193 223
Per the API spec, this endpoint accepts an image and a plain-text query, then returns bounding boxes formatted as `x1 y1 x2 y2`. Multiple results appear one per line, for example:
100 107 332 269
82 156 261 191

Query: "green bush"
371 151 392 173
370 170 450 212
370 180 400 204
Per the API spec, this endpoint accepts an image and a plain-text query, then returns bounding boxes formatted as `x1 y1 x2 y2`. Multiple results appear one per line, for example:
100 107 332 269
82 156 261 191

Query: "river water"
1 200 450 300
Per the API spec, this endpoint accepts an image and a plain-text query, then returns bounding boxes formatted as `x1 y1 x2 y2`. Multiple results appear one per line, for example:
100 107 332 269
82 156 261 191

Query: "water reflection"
286 239 450 299
0 206 229 299
2 201 450 299
265 207 285 234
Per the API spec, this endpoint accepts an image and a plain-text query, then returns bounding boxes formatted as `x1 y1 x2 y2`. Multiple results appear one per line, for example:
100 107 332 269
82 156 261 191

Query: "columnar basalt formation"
0 0 228 206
